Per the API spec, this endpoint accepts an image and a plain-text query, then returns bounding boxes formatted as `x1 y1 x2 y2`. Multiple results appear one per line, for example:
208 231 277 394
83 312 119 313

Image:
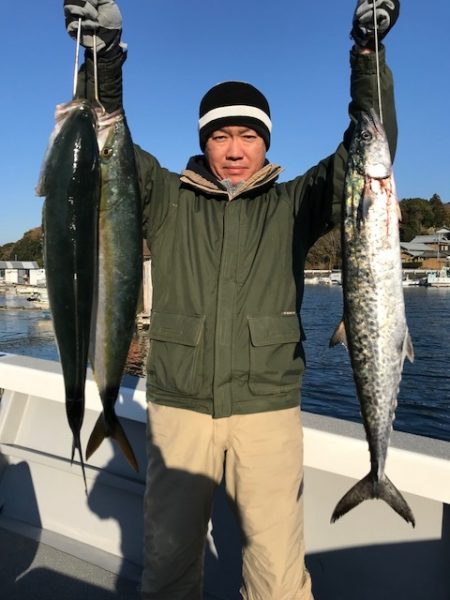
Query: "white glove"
64 0 123 53
351 0 400 49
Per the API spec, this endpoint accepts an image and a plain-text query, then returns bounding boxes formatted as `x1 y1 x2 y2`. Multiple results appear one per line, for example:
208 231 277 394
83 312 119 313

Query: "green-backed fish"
329 109 415 526
37 99 100 490
86 109 141 472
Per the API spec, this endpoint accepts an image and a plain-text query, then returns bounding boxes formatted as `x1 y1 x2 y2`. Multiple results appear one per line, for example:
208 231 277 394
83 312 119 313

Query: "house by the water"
401 227 450 268
0 261 46 287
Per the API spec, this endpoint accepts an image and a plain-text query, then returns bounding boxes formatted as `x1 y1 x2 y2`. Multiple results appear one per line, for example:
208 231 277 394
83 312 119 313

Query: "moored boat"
424 267 450 287
402 274 420 286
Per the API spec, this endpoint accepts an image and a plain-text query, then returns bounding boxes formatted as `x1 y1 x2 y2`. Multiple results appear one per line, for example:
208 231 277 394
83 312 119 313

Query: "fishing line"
93 32 106 113
372 2 383 123
72 18 82 98
93 32 99 104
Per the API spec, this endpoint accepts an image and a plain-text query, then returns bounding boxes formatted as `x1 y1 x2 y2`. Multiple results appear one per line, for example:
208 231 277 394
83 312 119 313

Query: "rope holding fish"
91 29 106 114
351 0 401 123
372 3 383 123
71 19 105 113
65 0 119 112
92 31 106 113
72 17 82 98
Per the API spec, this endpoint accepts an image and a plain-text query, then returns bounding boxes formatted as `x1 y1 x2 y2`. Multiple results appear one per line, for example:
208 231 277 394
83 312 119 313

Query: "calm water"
0 286 449 442
301 285 450 442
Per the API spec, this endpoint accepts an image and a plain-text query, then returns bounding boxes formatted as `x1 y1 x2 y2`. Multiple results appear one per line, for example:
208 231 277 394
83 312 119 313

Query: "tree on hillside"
306 228 341 270
429 193 448 228
399 198 434 241
444 202 450 226
0 243 14 261
3 228 43 266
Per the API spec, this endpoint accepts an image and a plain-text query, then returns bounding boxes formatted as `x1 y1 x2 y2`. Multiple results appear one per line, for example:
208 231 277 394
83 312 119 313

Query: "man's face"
205 126 266 184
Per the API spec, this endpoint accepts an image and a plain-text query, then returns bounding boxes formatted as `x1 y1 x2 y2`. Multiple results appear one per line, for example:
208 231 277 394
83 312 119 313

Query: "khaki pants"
141 403 313 600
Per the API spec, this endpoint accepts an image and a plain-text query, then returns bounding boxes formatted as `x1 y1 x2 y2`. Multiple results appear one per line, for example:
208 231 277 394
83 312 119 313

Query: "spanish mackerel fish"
86 109 141 472
329 109 415 526
37 99 100 489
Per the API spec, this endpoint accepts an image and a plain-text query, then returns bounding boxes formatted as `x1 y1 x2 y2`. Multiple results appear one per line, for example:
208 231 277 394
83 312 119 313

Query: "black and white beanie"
198 81 272 151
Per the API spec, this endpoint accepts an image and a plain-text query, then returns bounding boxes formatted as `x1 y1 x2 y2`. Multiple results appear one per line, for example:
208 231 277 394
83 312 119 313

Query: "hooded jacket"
81 47 397 418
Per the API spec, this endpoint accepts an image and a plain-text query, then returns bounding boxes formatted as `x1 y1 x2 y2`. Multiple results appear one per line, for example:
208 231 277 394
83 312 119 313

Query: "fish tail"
71 433 88 495
330 473 415 527
86 414 139 472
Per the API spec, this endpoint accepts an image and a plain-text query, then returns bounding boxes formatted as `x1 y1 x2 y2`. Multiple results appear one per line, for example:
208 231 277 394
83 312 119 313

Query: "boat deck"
0 523 140 600
1 504 448 599
0 354 449 599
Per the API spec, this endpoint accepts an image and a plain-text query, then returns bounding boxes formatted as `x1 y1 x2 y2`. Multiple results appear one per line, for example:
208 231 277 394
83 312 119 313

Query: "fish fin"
86 414 139 472
70 438 76 465
36 148 52 196
379 474 415 526
35 175 47 197
71 434 88 495
358 186 374 225
404 330 414 363
330 472 415 527
113 418 139 472
85 416 106 462
329 319 348 349
397 202 403 222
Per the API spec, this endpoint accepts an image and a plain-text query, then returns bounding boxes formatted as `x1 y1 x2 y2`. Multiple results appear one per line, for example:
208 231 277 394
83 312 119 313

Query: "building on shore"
400 227 450 269
0 261 46 286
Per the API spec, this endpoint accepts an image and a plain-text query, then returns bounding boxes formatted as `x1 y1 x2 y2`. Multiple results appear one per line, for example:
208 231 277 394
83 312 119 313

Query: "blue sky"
1 0 449 245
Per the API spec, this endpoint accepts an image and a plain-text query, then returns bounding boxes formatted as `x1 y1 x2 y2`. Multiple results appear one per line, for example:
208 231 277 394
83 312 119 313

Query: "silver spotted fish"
330 109 415 526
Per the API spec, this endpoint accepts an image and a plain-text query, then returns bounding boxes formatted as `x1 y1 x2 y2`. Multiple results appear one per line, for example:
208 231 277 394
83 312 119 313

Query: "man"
64 1 400 598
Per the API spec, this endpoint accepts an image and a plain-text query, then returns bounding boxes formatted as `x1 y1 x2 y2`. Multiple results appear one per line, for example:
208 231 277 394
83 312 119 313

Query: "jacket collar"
180 154 283 200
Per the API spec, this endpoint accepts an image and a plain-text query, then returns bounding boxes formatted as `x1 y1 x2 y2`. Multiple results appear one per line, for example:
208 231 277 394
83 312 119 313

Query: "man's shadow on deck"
87 382 245 600
0 423 141 599
0 454 42 596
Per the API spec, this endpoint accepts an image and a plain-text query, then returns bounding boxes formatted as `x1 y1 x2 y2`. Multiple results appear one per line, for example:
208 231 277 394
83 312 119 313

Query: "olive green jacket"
82 46 397 418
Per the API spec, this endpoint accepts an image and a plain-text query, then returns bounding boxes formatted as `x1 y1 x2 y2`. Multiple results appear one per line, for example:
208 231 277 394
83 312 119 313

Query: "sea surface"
301 285 450 443
0 286 449 442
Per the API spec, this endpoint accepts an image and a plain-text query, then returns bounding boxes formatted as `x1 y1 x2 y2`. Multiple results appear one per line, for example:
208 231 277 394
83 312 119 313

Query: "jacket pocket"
147 312 205 396
248 314 304 395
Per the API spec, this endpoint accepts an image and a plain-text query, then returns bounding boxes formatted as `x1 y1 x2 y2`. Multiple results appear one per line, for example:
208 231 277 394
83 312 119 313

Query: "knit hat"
198 81 272 151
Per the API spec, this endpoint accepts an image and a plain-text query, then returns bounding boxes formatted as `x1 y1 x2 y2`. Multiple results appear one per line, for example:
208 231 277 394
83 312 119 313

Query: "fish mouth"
365 108 383 132
366 163 391 179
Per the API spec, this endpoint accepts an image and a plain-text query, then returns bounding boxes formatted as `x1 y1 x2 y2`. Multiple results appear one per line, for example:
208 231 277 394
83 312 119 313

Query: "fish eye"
102 147 113 158
361 130 372 141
